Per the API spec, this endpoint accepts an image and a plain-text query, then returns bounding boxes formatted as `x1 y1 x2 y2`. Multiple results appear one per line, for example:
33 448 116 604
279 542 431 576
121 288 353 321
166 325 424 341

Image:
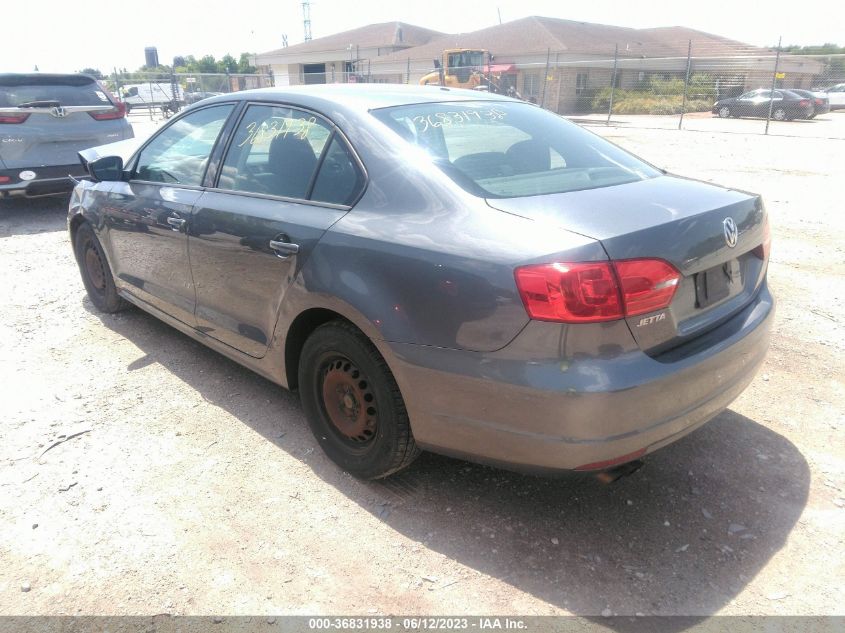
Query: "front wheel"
298 321 420 479
74 222 128 313
718 106 732 118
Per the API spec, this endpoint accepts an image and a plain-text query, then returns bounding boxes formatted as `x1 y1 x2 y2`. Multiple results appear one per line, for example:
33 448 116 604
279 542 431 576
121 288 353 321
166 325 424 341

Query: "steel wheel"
298 320 420 479
83 240 107 292
73 222 128 313
319 356 378 446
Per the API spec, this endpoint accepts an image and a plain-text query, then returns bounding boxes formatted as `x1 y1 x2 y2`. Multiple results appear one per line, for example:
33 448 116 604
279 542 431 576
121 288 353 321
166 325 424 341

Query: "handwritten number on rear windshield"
412 108 507 132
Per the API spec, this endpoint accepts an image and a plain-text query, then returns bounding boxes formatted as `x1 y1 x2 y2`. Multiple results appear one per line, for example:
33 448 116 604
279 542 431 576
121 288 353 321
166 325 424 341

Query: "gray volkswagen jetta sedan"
68 84 773 479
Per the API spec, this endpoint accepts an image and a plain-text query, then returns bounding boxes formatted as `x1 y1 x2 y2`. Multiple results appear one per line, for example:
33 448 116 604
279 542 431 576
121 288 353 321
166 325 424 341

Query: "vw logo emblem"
723 217 738 248
50 106 67 118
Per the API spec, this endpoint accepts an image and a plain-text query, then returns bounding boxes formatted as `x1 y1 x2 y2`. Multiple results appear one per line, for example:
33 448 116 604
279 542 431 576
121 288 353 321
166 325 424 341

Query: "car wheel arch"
281 306 395 392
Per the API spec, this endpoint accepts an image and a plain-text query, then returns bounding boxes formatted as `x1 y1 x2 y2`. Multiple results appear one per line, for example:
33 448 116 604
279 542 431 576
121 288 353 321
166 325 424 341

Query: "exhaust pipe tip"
594 459 644 484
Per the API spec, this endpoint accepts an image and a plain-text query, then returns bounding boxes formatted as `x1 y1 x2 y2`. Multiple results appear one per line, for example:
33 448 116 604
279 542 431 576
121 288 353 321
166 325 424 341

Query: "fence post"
541 48 551 108
765 36 782 135
406 58 411 84
607 44 618 125
679 40 692 130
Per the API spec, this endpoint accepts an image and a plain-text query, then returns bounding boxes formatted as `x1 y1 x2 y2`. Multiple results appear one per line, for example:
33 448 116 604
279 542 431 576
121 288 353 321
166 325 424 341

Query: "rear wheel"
74 222 128 313
298 321 420 479
772 107 787 121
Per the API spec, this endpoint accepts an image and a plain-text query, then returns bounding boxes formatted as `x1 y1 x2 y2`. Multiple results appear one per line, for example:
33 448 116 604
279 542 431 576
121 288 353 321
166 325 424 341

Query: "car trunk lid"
487 175 769 354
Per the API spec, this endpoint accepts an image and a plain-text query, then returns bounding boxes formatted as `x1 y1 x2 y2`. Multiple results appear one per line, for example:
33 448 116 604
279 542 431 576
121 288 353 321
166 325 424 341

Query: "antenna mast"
302 0 312 42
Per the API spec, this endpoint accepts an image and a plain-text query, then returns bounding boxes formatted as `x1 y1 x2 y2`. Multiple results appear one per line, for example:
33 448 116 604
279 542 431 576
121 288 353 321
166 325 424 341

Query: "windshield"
0 76 111 107
372 101 660 199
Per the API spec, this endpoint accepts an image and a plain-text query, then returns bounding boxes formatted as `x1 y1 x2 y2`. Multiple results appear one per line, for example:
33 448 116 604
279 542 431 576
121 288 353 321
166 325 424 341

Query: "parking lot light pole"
679 40 692 130
765 36 782 135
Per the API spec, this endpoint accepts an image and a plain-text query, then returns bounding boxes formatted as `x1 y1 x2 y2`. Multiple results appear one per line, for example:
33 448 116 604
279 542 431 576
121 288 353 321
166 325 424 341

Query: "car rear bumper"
0 164 85 198
388 282 774 474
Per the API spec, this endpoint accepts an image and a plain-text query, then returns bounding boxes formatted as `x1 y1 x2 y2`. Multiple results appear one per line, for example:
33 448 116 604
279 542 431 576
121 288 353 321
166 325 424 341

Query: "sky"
4 0 844 74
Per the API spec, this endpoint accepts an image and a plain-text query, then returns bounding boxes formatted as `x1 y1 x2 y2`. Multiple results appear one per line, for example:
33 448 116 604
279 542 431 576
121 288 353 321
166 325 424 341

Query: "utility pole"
765 36 782 135
302 0 312 42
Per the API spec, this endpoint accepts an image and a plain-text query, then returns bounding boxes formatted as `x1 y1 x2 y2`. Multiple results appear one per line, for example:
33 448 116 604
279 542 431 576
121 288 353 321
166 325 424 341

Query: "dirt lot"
1 122 843 619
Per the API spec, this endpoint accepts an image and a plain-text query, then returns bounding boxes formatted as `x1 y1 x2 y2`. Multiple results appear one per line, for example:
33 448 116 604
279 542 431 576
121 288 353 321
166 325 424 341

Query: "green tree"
79 67 104 79
219 54 238 74
237 53 257 74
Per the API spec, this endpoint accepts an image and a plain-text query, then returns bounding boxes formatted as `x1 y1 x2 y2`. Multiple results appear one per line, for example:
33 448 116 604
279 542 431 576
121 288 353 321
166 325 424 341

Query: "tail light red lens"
613 259 681 316
514 262 622 322
0 113 30 124
799 99 810 107
514 258 680 323
752 217 771 260
815 98 824 105
89 101 127 120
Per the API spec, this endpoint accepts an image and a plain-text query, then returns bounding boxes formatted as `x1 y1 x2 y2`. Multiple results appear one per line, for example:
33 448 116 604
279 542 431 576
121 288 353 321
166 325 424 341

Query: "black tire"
773 107 788 121
298 320 420 479
74 222 128 313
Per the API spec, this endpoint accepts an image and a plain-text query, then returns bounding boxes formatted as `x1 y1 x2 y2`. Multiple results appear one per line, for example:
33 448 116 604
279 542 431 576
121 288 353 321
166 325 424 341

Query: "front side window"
134 105 233 186
217 104 332 199
372 101 660 199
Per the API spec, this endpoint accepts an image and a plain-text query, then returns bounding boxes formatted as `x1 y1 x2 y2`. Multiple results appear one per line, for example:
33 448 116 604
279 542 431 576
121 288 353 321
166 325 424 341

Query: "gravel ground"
0 121 843 619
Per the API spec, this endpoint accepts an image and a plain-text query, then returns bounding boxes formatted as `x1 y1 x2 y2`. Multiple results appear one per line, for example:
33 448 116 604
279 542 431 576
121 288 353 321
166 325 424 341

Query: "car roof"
201 83 513 112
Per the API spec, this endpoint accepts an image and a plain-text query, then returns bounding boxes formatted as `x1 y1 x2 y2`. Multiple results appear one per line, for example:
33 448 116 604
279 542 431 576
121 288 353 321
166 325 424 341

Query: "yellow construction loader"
419 49 499 91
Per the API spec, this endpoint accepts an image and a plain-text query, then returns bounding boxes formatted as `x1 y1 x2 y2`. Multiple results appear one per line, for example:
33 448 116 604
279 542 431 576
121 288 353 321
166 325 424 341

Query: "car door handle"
166 216 186 231
269 239 300 257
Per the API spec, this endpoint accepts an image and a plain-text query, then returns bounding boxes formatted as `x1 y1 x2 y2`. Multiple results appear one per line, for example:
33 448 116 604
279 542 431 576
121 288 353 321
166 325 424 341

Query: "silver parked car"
68 85 773 479
0 73 133 199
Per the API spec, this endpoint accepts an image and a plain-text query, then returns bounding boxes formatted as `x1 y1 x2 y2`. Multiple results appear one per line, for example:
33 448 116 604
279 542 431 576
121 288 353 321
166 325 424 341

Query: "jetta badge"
723 217 738 248
50 106 67 118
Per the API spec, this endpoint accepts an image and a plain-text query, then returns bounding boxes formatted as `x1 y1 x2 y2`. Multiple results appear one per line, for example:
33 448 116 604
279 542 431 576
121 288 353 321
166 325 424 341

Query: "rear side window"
217 104 364 205
0 76 112 107
372 101 659 199
310 136 365 205
134 104 233 186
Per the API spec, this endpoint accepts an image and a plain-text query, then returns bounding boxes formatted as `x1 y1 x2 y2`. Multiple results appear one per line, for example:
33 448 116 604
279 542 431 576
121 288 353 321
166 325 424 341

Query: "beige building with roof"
256 17 824 114
256 21 445 86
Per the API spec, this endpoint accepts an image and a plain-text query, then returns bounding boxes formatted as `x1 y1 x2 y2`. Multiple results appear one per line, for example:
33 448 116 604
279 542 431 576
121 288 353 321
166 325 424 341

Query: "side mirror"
433 59 441 69
88 155 124 182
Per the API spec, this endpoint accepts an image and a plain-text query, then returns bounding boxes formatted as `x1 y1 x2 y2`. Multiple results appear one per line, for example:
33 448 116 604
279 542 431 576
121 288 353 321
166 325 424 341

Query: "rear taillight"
0 113 30 124
613 259 681 316
0 176 10 183
799 99 810 107
514 258 680 323
815 98 823 105
752 217 771 260
89 101 127 120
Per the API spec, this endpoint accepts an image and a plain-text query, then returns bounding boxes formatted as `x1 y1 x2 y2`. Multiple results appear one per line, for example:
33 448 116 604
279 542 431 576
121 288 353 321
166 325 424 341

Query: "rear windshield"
371 101 660 198
0 76 112 107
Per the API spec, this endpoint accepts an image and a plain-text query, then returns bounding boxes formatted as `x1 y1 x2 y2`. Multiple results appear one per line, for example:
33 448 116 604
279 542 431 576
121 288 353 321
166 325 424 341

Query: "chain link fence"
286 44 844 139
102 71 273 121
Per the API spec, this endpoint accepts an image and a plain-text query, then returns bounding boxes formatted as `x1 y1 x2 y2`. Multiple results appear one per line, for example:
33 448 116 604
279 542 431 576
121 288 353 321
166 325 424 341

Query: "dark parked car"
0 73 133 199
68 85 773 479
184 91 224 105
712 88 813 120
789 89 830 118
